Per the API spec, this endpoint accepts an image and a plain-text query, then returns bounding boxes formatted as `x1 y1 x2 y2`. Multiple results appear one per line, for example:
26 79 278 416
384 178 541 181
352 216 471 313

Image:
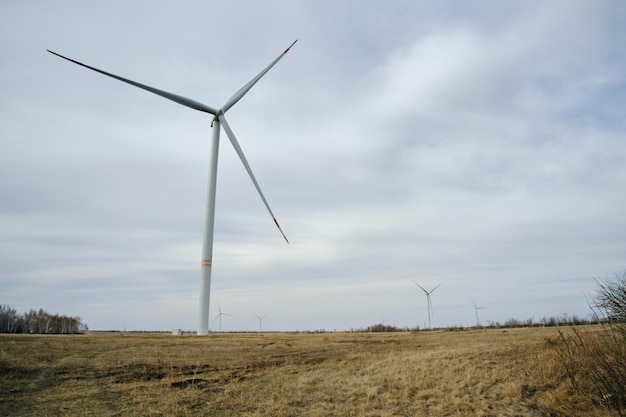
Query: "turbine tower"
413 281 440 329
48 41 296 335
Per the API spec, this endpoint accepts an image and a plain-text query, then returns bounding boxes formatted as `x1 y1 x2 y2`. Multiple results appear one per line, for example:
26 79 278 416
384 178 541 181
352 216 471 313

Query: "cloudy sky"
1 1 625 332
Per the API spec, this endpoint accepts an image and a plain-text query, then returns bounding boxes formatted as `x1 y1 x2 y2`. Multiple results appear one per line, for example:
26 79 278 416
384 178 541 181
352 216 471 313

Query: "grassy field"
0 326 609 416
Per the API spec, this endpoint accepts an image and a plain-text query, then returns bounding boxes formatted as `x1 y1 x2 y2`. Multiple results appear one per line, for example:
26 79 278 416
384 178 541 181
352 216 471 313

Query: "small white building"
172 329 182 336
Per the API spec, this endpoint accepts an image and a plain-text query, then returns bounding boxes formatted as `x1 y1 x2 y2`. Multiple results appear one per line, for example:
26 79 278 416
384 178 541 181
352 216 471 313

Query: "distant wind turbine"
214 302 232 332
47 41 297 335
414 281 441 329
381 315 395 327
471 299 485 327
254 314 267 332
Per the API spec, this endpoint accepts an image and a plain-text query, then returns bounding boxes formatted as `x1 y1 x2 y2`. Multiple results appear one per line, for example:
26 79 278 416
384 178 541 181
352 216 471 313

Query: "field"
0 327 608 416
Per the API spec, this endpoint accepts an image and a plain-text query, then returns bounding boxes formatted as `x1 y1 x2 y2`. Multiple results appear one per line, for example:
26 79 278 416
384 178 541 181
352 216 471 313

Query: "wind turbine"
47 41 296 335
254 314 267 332
214 302 232 332
413 281 440 329
471 299 485 327
381 315 395 327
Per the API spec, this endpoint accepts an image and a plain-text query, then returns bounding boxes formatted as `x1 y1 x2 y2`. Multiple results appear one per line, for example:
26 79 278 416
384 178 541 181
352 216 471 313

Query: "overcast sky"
1 1 625 332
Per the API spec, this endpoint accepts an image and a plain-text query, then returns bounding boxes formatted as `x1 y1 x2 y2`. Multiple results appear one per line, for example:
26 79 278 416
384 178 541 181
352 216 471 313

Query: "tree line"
0 305 88 334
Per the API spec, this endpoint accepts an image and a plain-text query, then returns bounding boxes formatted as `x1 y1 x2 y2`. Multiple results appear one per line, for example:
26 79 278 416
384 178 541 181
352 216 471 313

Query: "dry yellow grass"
0 327 610 416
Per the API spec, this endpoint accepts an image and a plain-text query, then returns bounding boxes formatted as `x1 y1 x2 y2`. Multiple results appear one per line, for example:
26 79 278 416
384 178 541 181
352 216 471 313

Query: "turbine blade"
430 283 441 293
414 281 428 294
218 114 289 243
47 50 218 115
221 40 297 113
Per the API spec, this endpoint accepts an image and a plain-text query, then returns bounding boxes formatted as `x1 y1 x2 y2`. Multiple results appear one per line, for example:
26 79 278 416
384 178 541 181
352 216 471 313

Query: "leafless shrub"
556 271 626 416
365 323 403 332
594 271 626 323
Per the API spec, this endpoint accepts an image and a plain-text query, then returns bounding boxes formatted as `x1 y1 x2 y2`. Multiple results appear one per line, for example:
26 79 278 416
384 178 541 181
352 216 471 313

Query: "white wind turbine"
214 302 232 333
254 314 267 332
413 281 441 329
471 299 485 327
381 315 395 327
48 41 296 335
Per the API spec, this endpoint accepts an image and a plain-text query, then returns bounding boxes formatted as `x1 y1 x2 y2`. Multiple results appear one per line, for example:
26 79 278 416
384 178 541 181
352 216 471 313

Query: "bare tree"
594 270 626 322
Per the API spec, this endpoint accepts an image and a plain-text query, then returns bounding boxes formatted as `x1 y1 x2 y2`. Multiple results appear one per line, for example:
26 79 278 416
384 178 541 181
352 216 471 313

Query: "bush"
595 271 626 323
366 323 402 332
557 271 626 416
